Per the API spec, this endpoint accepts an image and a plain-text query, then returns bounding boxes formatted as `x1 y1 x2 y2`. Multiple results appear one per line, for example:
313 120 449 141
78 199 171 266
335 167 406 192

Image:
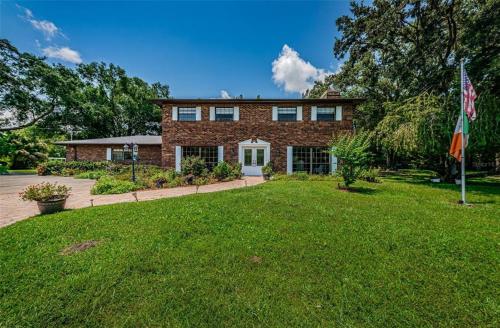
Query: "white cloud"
220 90 231 99
272 44 332 94
18 5 63 40
42 46 82 64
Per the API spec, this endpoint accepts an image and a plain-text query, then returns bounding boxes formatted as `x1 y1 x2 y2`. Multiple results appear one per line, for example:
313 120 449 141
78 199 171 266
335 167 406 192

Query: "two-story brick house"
56 93 362 175
153 95 362 175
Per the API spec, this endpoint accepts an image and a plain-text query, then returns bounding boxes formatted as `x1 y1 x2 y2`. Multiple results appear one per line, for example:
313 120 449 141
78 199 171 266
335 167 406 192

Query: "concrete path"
0 175 264 228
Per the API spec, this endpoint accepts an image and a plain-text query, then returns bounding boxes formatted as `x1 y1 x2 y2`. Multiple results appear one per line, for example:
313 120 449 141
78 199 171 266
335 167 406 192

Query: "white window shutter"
175 146 182 172
106 148 112 161
272 106 278 121
296 106 303 121
172 106 178 121
331 147 338 174
336 106 342 121
311 106 317 121
218 146 224 162
209 107 215 121
196 106 202 121
234 107 239 121
287 146 293 174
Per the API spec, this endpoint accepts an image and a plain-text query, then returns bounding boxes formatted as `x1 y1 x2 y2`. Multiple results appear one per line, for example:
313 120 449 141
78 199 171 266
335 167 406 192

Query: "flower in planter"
19 182 71 202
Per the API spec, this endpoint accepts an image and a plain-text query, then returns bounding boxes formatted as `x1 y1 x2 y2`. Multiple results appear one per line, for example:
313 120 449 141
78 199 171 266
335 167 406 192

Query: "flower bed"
37 157 242 195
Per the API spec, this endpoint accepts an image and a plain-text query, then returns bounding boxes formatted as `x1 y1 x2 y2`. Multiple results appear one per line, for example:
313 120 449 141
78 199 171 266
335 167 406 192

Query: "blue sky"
1 1 351 98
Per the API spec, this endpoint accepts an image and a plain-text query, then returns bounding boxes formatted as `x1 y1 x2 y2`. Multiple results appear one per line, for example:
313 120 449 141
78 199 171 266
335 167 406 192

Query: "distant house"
57 92 363 175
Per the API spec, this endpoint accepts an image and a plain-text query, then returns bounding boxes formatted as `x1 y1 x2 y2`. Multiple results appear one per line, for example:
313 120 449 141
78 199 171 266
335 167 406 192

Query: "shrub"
330 132 372 188
181 156 207 177
19 182 71 202
74 170 108 180
360 168 381 183
212 161 232 181
261 162 274 177
37 160 116 176
0 162 7 175
167 176 185 188
150 169 178 188
229 162 242 179
91 176 139 195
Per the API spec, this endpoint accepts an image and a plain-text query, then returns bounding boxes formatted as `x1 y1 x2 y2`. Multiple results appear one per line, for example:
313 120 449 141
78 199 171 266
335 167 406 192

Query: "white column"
209 107 215 121
287 146 293 174
296 106 303 121
175 146 182 172
234 107 239 121
218 146 224 162
311 106 317 121
336 106 343 121
272 106 278 121
195 106 202 121
331 148 338 174
106 148 112 161
172 107 178 121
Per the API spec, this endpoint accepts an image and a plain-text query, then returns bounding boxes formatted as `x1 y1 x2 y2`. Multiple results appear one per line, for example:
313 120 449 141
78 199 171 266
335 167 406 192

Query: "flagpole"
460 59 466 204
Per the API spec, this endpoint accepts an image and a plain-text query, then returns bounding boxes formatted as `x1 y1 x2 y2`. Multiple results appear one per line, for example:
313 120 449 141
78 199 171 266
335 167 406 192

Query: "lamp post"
123 143 138 182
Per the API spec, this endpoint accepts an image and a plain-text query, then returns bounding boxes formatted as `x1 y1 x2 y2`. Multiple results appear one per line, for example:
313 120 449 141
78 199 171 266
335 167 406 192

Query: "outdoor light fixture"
124 143 138 182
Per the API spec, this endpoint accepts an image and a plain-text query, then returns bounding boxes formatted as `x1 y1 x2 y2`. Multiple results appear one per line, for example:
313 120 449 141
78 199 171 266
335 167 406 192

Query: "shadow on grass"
339 186 379 195
383 170 500 196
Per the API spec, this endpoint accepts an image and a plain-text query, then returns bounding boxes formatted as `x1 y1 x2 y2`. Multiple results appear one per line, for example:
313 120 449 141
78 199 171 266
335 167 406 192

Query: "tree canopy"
0 39 169 138
311 0 499 174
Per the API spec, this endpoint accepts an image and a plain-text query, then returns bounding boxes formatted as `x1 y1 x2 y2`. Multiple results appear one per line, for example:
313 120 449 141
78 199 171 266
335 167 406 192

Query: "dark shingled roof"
151 98 365 105
54 135 162 145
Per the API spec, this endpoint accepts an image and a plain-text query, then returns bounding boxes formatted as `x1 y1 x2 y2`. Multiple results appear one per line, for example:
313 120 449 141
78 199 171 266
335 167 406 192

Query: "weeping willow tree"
375 91 500 176
375 93 454 175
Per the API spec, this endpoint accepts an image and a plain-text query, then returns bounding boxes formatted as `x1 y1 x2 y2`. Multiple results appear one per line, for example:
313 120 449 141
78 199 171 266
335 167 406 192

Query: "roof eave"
151 98 366 105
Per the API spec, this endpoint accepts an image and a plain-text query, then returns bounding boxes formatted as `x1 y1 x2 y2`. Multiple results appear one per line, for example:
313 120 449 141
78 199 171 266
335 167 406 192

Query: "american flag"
463 70 477 121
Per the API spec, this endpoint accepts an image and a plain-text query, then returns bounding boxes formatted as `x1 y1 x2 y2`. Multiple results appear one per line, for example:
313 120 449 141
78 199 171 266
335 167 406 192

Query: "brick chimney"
320 88 341 99
326 89 341 99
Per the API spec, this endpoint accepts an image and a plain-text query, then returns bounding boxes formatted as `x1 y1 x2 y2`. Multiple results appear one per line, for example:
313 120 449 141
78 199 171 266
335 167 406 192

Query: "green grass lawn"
0 173 498 327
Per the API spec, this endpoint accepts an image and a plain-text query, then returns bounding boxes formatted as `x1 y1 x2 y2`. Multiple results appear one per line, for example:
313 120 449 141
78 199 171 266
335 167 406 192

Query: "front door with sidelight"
242 147 265 176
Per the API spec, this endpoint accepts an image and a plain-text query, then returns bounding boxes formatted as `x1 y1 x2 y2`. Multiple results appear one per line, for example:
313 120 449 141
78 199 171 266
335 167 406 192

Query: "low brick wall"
66 144 162 166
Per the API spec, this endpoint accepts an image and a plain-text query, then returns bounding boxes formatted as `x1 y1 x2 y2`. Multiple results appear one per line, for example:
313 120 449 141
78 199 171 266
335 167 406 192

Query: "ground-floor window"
292 147 330 174
182 146 218 169
112 148 132 161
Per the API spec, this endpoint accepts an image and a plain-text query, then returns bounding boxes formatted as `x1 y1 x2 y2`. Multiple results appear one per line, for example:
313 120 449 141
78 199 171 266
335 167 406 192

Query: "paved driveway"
0 175 264 228
0 175 96 228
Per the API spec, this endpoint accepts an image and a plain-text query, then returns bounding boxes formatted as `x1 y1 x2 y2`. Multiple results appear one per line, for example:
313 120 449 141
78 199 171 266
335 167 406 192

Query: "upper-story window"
178 107 197 121
215 107 234 121
317 108 335 121
278 107 297 121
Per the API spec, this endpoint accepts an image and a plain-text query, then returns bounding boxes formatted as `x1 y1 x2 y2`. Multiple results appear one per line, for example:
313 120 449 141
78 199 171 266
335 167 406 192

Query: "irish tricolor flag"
449 111 469 162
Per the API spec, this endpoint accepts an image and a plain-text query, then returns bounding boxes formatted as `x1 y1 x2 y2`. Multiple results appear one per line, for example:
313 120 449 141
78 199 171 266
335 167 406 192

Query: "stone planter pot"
37 198 67 215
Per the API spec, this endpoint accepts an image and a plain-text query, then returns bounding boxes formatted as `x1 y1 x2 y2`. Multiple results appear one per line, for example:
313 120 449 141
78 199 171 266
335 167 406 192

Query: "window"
317 108 335 121
244 149 252 166
111 148 132 161
293 147 330 174
182 146 218 169
215 107 234 121
278 107 297 121
256 149 264 166
178 107 197 121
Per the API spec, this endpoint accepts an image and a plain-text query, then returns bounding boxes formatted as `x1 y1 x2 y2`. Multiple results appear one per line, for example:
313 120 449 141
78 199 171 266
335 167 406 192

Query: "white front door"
242 147 265 176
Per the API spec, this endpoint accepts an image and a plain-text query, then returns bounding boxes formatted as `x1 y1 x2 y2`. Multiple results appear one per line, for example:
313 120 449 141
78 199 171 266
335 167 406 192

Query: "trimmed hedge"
37 161 113 176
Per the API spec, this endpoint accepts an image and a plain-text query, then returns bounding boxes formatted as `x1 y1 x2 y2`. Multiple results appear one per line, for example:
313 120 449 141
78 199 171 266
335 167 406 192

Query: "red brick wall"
65 144 162 166
161 102 354 172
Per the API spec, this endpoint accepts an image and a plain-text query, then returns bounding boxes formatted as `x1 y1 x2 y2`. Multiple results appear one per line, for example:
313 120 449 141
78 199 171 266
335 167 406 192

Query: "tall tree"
0 39 79 131
41 62 169 138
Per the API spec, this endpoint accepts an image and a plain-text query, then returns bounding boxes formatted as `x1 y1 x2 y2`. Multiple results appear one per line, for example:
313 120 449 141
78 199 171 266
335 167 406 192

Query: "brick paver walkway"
0 175 264 228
